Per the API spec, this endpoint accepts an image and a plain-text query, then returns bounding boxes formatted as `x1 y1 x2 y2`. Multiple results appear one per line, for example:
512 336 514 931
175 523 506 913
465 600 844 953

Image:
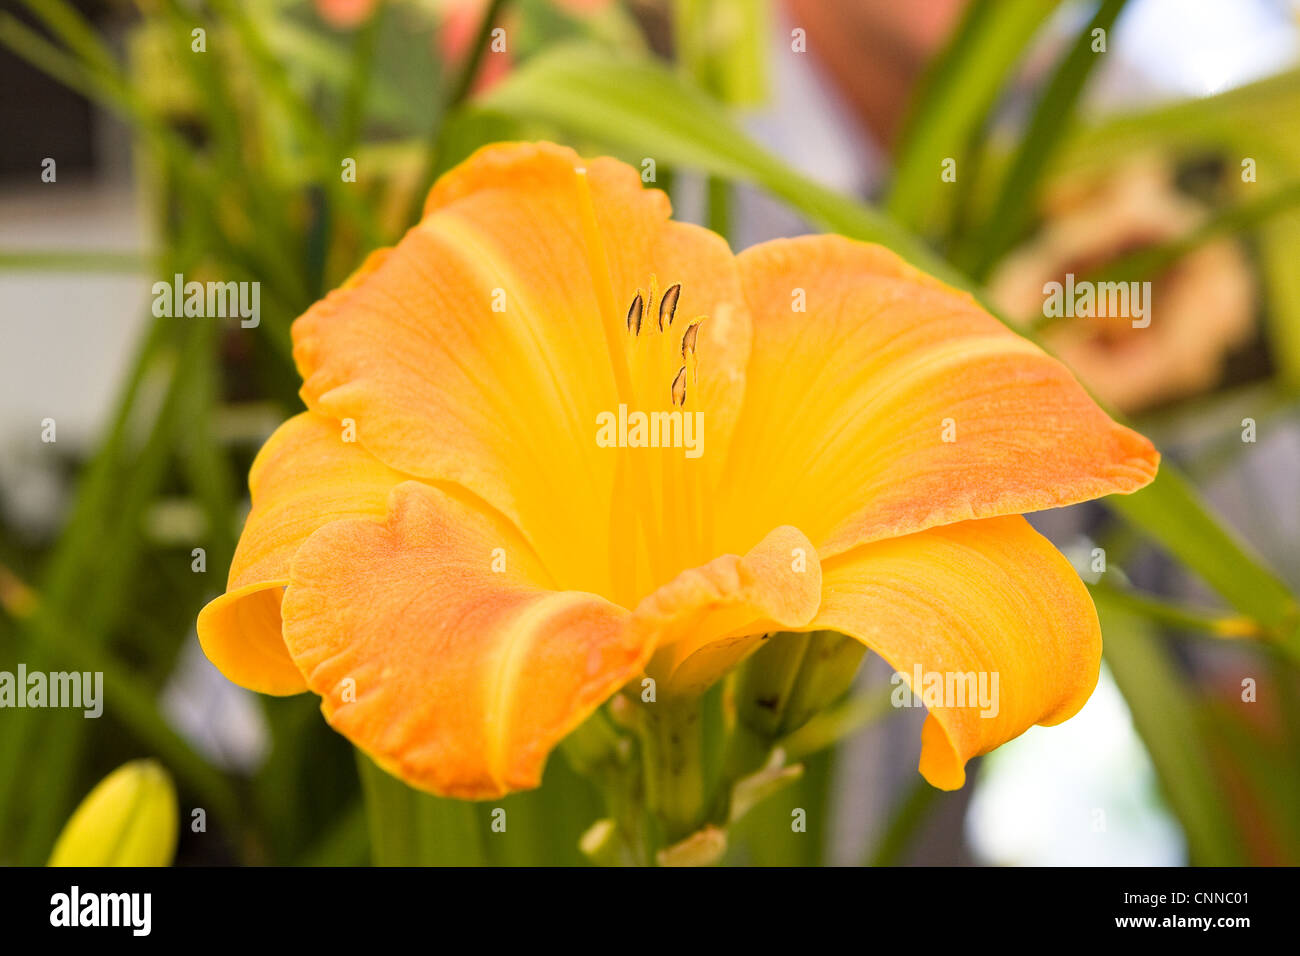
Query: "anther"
627 292 644 335
659 283 681 331
671 367 687 407
681 319 701 360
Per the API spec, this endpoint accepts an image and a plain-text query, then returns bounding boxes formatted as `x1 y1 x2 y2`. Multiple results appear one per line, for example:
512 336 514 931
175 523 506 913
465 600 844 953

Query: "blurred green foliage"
2 0 1299 866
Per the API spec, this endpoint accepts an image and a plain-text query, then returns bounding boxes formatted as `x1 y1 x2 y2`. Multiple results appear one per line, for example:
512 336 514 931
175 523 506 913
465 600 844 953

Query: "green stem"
706 719 774 825
640 696 706 843
338 1 385 152
356 752 486 866
706 176 731 239
781 687 895 762
721 720 772 785
1087 582 1267 641
867 777 941 866
0 249 148 271
405 0 510 226
560 709 649 864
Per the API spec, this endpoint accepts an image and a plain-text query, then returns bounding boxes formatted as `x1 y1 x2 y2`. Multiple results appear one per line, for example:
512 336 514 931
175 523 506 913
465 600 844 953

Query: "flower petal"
280 480 650 799
813 515 1101 789
718 235 1158 558
641 525 822 697
294 142 748 599
197 411 408 695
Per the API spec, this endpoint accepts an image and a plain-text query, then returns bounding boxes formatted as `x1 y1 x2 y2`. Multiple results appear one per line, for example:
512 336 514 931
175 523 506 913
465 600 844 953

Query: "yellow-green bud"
48 759 179 867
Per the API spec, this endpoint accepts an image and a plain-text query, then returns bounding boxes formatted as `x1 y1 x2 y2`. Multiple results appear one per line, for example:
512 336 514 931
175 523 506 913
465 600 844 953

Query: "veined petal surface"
197 412 408 694
719 235 1158 559
812 515 1101 789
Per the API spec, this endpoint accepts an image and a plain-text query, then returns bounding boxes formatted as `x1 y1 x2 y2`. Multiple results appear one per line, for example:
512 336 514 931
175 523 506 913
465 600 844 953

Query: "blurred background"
2 0 1299 866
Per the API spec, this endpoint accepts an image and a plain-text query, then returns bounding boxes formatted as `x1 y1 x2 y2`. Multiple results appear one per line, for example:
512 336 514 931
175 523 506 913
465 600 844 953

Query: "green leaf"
674 0 770 106
208 0 381 249
1258 207 1300 389
0 249 148 271
406 0 512 227
1203 698 1300 864
1095 594 1247 865
476 44 948 275
865 777 941 866
1103 468 1300 656
21 607 240 828
724 749 834 865
261 17 411 132
963 0 1130 277
1087 582 1265 641
356 750 601 865
3 321 218 864
297 802 369 866
887 0 1059 233
483 754 603 866
1057 68 1300 173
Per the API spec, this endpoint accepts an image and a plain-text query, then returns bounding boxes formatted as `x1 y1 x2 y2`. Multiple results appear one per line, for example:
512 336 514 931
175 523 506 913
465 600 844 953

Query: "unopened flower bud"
48 759 179 867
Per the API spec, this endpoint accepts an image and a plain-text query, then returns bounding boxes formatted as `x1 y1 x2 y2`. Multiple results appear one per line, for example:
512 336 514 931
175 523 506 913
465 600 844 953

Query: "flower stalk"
562 709 651 865
638 694 707 844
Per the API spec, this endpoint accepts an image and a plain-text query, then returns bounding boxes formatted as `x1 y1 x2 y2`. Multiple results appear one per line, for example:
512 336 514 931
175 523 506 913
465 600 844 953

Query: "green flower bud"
736 630 866 739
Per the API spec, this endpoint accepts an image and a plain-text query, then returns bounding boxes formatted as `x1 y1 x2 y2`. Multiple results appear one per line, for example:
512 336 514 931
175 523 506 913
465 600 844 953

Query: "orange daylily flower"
197 142 1158 799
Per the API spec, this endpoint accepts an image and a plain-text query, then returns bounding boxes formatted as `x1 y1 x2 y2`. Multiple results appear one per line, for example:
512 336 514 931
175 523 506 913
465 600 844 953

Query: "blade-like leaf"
0 250 148 271
963 0 1130 277
476 44 955 277
887 0 1059 233
1096 595 1247 865
1104 468 1300 656
674 0 770 106
1258 208 1300 388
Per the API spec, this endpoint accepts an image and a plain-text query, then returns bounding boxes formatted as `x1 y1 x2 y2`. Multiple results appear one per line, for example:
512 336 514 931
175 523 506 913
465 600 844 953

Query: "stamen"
671 367 687 407
623 279 703 404
627 292 644 335
659 283 681 331
680 319 701 360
